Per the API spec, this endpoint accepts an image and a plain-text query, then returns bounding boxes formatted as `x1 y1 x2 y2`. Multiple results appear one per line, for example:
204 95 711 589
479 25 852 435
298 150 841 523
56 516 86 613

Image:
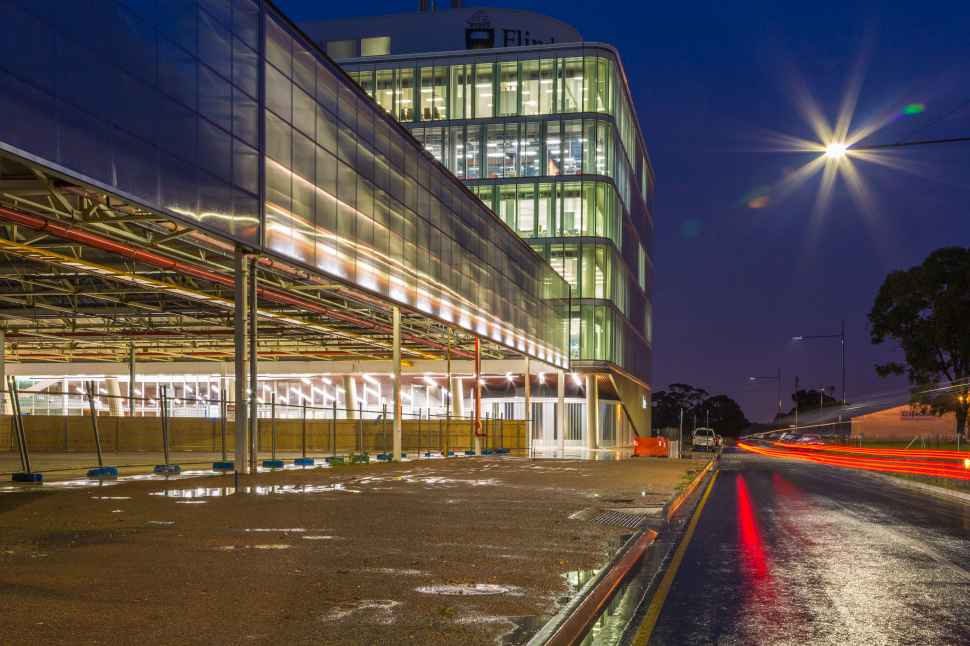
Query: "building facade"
0 0 574 463
302 5 655 448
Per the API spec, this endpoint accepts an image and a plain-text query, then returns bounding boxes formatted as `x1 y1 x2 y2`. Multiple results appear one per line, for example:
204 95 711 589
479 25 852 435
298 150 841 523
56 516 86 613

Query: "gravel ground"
0 456 700 645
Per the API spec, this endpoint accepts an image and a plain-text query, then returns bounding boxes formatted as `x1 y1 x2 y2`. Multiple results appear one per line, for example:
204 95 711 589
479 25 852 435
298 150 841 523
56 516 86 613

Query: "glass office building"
306 9 655 444
0 0 569 368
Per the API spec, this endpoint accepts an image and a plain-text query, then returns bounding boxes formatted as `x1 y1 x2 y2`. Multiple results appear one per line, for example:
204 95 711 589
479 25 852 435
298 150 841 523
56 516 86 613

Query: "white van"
692 427 718 451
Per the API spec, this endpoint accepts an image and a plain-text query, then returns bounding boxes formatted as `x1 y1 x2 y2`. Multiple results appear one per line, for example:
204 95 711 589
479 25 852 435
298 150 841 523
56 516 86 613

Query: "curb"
540 529 659 646
664 456 717 521
861 469 970 504
529 457 719 646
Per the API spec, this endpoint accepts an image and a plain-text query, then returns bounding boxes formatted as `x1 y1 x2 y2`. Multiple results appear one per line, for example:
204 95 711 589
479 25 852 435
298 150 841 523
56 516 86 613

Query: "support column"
557 370 566 454
344 375 358 419
523 356 531 451
616 403 624 448
392 306 403 461
248 257 259 472
451 377 464 417
106 377 123 416
473 336 482 456
585 374 598 452
0 329 7 415
233 249 250 473
128 343 136 416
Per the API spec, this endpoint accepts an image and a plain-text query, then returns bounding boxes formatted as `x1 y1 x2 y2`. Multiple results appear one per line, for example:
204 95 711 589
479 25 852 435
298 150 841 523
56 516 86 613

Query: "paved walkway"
0 456 703 645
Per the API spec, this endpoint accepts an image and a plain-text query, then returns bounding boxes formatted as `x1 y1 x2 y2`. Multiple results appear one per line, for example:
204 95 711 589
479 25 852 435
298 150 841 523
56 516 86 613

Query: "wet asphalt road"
648 450 970 646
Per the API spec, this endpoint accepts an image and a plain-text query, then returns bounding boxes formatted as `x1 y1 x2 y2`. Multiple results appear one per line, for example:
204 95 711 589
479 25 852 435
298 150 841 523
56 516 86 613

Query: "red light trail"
738 442 970 480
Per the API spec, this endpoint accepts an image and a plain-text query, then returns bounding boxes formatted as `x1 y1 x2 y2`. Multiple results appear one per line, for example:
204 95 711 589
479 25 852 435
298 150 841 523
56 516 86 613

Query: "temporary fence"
0 384 529 480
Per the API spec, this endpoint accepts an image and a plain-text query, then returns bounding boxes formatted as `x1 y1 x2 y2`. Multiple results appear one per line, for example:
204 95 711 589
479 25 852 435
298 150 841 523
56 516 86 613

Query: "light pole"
792 319 846 407
748 367 783 416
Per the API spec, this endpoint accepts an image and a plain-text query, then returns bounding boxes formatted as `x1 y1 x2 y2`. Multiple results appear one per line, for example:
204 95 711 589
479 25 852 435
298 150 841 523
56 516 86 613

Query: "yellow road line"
630 470 720 646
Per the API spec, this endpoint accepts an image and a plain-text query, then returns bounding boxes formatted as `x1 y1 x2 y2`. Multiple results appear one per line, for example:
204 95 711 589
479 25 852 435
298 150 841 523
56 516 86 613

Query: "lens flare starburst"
753 52 923 258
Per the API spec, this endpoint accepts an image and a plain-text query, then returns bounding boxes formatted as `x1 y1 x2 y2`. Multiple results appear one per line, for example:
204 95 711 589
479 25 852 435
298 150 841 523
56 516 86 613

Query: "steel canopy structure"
0 0 570 467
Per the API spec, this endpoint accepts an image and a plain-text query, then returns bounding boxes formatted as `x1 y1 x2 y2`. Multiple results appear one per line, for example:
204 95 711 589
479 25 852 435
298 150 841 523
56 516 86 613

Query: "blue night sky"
277 0 970 421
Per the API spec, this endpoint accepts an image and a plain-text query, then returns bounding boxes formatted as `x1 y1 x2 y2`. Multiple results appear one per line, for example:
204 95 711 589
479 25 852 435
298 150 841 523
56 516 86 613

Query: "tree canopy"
869 246 970 436
651 383 749 437
779 388 839 418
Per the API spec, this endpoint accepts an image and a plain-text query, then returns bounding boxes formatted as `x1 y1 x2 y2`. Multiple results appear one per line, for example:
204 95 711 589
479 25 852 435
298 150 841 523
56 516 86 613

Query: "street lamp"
824 142 848 160
792 319 846 407
748 367 783 415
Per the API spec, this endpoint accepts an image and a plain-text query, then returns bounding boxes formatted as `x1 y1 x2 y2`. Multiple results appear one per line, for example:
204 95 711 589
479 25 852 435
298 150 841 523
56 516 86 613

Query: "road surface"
644 449 970 645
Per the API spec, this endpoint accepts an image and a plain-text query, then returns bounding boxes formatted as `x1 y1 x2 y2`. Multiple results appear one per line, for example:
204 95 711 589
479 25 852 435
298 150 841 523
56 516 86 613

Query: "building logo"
901 405 935 420
465 11 495 49
465 10 558 50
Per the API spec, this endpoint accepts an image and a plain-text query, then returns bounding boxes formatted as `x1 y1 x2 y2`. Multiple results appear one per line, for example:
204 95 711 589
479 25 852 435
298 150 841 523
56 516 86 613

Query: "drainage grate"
592 510 646 529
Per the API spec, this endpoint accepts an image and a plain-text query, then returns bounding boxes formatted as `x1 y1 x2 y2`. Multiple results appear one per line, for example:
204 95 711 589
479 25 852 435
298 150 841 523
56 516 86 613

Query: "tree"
780 388 839 418
651 383 708 431
869 247 970 437
701 394 750 437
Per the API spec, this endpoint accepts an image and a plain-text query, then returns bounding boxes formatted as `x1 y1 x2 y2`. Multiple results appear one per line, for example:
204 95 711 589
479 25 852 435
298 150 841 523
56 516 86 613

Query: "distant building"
301 2 655 451
852 404 956 441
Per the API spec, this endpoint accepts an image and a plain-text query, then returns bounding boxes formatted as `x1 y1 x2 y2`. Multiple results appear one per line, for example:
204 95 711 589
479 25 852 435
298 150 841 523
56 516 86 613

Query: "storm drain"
592 510 646 529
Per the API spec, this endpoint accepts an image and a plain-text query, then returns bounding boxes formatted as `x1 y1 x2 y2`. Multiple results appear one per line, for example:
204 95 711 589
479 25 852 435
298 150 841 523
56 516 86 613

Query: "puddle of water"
217 544 291 551
175 500 207 505
110 509 124 513
361 567 426 576
150 483 360 499
147 520 175 526
91 496 131 500
302 535 341 541
415 583 519 596
319 599 400 624
563 569 597 592
244 528 307 533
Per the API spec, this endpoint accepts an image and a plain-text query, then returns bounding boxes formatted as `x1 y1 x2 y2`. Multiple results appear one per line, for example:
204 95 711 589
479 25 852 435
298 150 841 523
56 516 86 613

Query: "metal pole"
382 403 388 455
358 401 363 455
85 381 104 468
8 378 31 473
392 305 403 461
128 342 136 417
523 355 531 453
446 331 452 456
302 400 307 459
233 248 249 473
271 392 277 460
679 408 683 457
776 367 782 416
474 336 482 456
331 400 337 458
418 408 422 458
220 387 228 462
557 370 566 456
160 385 170 466
0 330 5 416
248 256 259 473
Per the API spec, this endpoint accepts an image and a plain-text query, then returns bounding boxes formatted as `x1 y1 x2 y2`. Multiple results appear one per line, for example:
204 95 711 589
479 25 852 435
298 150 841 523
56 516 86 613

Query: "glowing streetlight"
824 142 848 160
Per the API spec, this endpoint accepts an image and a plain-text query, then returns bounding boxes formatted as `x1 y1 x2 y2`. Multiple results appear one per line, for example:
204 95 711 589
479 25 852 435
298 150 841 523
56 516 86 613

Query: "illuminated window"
361 36 390 57
498 61 518 116
474 63 493 118
560 58 583 112
521 60 540 116
520 121 540 177
395 68 414 121
450 64 471 120
326 39 356 59
375 69 393 114
545 120 561 176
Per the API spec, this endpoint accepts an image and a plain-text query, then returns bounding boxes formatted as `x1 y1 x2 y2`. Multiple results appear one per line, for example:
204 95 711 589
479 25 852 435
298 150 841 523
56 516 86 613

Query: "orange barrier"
634 436 668 457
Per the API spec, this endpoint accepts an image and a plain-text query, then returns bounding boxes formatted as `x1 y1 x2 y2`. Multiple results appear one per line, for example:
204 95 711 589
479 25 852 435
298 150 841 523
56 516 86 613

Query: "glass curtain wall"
263 9 570 367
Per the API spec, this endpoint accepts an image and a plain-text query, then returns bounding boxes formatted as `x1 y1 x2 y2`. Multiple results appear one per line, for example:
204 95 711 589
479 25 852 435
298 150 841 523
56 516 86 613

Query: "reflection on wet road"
648 451 970 645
